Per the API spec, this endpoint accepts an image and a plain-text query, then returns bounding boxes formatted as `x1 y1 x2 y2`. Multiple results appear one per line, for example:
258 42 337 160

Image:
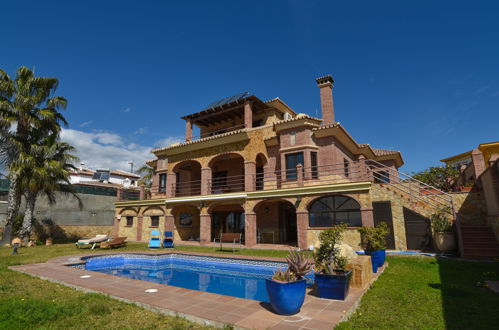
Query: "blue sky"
2 1 498 172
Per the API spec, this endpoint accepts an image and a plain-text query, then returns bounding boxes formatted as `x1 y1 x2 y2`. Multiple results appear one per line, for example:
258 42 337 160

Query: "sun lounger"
149 230 161 248
75 235 109 249
101 237 127 249
163 231 174 248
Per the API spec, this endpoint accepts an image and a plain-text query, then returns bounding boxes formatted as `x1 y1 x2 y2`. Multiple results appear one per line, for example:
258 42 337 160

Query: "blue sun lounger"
163 231 174 248
148 230 161 248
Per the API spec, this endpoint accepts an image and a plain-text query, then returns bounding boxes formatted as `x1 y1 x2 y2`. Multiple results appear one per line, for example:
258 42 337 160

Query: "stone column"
360 208 374 227
166 172 176 198
244 161 256 192
113 216 120 237
303 151 312 180
151 173 160 195
185 119 193 142
201 167 212 195
139 184 145 200
164 214 175 233
244 101 253 129
357 155 369 181
244 212 257 247
472 148 486 179
297 164 304 187
296 210 309 249
200 213 212 245
136 216 144 241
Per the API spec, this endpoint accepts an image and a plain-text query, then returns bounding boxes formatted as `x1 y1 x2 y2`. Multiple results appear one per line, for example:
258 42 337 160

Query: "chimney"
315 75 335 125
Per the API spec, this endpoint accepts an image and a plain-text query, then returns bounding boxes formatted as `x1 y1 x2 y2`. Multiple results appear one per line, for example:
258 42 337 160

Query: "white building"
69 165 140 188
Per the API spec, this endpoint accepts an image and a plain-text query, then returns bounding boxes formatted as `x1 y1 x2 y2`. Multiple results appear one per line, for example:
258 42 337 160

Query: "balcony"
142 160 377 201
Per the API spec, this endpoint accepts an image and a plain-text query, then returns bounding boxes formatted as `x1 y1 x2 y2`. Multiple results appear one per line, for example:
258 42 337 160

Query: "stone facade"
116 75 459 252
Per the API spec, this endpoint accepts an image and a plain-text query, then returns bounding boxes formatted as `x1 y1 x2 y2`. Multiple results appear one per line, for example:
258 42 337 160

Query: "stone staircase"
460 225 499 260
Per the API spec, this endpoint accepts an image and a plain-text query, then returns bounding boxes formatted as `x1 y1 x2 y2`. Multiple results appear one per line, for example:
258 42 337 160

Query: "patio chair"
101 237 127 249
163 231 174 248
75 234 109 249
214 233 242 252
149 230 161 248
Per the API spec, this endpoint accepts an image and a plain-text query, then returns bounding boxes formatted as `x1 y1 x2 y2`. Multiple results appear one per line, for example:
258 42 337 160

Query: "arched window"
309 195 362 227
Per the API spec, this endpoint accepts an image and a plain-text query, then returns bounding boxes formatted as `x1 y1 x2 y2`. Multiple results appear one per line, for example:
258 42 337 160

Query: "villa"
114 75 454 251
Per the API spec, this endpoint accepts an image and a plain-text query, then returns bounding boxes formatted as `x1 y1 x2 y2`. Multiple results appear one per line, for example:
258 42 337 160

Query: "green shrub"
314 224 348 273
431 207 454 233
358 222 390 252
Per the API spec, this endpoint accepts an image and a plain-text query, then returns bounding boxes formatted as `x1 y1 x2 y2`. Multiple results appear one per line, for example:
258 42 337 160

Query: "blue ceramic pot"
365 249 385 273
265 279 307 315
315 270 352 300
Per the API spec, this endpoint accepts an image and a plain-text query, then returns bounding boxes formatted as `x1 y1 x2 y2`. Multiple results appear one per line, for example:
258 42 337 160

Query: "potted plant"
358 222 389 273
313 224 352 300
265 250 312 315
431 207 456 252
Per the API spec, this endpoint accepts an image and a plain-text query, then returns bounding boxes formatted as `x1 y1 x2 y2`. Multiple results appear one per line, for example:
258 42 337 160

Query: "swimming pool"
81 254 313 302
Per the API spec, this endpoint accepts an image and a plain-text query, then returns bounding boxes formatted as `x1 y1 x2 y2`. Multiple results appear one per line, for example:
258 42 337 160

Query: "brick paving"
10 252 386 330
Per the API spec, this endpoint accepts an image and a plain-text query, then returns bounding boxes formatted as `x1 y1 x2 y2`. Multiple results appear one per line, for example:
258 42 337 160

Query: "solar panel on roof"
205 92 249 110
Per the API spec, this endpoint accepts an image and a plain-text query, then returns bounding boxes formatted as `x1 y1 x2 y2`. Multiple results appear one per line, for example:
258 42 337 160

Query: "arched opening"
308 195 361 227
172 204 200 241
173 160 202 196
256 153 267 191
209 153 245 194
255 199 297 245
210 203 245 241
142 207 166 242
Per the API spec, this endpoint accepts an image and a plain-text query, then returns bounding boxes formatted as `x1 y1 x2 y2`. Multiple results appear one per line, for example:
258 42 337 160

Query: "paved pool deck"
9 251 386 330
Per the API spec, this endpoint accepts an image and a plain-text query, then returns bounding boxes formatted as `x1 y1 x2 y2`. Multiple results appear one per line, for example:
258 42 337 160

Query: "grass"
1 243 498 329
337 256 499 329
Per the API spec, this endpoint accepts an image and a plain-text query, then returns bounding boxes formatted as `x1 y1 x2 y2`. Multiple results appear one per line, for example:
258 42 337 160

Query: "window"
309 195 361 227
150 216 159 227
311 152 318 179
344 159 350 178
126 216 133 227
285 152 304 180
374 171 390 183
290 131 296 145
159 173 167 193
179 213 193 226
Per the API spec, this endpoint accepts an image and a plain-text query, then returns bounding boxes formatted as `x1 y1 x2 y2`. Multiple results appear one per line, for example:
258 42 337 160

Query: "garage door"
403 207 433 251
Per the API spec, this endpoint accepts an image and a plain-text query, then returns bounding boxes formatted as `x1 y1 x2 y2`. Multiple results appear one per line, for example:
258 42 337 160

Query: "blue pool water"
83 254 314 302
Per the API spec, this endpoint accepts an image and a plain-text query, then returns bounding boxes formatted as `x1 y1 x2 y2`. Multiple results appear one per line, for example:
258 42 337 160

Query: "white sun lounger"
76 235 109 249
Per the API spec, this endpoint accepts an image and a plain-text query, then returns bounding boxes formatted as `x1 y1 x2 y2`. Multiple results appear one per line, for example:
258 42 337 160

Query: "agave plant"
286 250 313 280
272 268 297 283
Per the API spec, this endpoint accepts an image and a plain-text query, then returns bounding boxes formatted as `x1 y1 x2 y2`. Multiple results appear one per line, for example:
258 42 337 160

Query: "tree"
9 132 81 240
136 164 154 188
412 165 460 192
0 66 69 241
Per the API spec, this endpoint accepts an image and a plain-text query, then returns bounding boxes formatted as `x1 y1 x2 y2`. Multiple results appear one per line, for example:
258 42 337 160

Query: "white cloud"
134 127 148 135
60 129 153 171
123 107 131 113
154 136 183 148
79 121 93 127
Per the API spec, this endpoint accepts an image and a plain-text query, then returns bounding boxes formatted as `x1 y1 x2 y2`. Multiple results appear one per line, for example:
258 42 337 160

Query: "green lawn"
337 256 499 329
1 243 498 329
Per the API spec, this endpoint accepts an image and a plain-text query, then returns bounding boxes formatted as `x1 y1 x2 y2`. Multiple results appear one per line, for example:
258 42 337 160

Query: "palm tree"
0 67 68 239
9 131 81 240
136 164 154 188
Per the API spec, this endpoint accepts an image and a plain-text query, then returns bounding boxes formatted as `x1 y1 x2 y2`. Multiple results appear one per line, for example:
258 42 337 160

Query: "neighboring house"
114 75 452 251
441 142 499 257
70 166 140 188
